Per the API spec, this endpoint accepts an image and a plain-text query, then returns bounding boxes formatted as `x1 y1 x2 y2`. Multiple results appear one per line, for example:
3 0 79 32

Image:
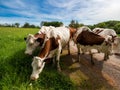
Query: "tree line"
0 20 120 34
0 23 20 28
69 20 120 34
88 20 120 34
0 22 40 28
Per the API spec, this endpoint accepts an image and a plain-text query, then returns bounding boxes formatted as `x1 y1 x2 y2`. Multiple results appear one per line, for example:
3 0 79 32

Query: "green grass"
0 27 75 90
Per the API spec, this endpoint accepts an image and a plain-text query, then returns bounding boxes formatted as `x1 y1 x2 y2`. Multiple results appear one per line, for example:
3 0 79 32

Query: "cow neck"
38 39 51 59
38 36 60 61
69 27 77 38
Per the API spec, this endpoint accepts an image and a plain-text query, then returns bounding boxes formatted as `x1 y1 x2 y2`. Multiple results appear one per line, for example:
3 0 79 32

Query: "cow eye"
37 66 41 69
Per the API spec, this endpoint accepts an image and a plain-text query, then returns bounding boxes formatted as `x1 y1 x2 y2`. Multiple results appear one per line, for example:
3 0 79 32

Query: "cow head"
104 35 113 45
111 37 120 54
30 57 45 80
24 33 45 55
110 35 117 42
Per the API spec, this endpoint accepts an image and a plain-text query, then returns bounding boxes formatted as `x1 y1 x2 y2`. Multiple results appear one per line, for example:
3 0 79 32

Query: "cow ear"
24 37 27 40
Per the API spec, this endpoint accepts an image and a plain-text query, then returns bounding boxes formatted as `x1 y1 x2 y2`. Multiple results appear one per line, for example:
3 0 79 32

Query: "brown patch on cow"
34 33 46 46
76 30 105 46
34 33 45 39
94 29 104 34
69 27 77 38
38 36 60 58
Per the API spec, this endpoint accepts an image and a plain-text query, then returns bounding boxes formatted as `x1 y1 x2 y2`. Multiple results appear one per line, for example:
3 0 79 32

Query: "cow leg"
90 54 94 65
103 46 110 61
89 51 94 65
56 40 62 72
67 40 70 55
61 50 62 54
97 49 100 53
77 44 80 62
104 52 109 61
80 45 85 54
52 55 56 67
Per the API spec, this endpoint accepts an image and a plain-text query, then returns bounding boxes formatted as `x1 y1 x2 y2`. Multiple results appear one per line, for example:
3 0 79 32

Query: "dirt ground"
60 41 120 90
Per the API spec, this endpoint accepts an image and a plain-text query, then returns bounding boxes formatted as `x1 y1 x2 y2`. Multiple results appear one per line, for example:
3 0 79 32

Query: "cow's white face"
104 35 114 45
30 57 45 80
24 34 40 55
111 37 120 54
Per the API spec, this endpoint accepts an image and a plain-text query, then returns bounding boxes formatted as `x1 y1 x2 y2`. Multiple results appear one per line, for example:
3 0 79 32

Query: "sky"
0 0 120 26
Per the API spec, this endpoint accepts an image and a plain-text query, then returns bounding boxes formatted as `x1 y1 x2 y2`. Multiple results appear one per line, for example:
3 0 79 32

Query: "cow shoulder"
50 35 61 50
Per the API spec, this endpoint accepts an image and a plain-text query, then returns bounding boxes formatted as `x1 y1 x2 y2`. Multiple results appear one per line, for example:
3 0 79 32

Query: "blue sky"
0 0 120 26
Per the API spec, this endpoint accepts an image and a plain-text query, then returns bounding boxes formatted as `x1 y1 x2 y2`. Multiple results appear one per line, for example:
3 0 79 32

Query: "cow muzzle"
30 75 39 81
24 51 33 56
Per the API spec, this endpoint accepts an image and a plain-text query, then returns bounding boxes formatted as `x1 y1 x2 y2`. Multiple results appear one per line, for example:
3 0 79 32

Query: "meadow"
0 27 119 90
0 27 75 90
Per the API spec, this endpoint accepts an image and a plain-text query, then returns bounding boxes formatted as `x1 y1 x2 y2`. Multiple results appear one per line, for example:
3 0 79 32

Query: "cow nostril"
30 76 36 81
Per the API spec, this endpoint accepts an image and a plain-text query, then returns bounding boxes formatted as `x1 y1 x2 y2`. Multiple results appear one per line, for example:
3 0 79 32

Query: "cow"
92 28 117 42
73 26 112 65
73 26 92 54
30 26 76 80
111 37 120 55
24 26 55 55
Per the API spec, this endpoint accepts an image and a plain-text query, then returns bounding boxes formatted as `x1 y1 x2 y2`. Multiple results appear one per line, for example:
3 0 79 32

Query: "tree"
69 20 83 28
92 20 120 34
94 22 106 28
14 23 20 28
41 21 63 27
22 22 30 28
22 22 40 28
30 24 36 28
114 23 120 34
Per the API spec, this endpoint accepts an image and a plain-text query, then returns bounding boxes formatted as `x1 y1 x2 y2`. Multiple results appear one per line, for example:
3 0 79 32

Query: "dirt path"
61 41 120 90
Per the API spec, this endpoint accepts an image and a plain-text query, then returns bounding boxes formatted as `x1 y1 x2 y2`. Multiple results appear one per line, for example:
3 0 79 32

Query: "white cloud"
0 0 120 25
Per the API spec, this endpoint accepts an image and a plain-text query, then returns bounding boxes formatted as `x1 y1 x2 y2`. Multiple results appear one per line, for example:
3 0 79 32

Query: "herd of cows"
24 26 120 81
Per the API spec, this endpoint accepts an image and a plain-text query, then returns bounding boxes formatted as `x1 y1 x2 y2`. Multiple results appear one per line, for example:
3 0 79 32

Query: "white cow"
30 26 76 80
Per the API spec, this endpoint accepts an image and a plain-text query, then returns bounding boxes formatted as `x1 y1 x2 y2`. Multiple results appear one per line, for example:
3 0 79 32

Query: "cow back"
77 31 105 46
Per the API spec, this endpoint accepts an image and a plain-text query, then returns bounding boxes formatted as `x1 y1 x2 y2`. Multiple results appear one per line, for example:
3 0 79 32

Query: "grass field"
0 27 75 90
0 27 118 90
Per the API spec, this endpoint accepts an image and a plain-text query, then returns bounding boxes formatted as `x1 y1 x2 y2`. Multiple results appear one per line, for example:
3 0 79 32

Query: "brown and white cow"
73 26 112 65
30 26 76 80
92 28 117 42
111 37 120 55
24 26 55 55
